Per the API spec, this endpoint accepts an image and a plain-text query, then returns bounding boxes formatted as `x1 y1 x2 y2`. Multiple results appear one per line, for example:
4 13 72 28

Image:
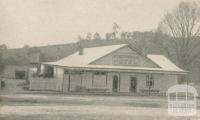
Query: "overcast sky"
0 0 192 48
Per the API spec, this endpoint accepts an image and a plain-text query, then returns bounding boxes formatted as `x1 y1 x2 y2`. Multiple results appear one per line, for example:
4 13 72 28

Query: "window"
65 70 83 91
93 71 107 88
15 71 26 79
146 74 154 87
64 70 82 74
29 65 39 77
177 92 186 101
187 92 194 100
169 93 176 101
43 66 54 78
69 73 82 91
94 71 106 75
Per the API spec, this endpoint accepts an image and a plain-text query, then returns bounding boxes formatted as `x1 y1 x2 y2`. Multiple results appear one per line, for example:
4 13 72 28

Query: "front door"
130 77 137 93
113 75 119 92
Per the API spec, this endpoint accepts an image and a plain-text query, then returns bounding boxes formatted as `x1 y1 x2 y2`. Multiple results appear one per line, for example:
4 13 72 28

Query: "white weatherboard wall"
63 72 95 92
82 72 93 88
29 67 64 91
62 71 178 93
63 74 69 92
155 74 178 93
137 73 178 94
91 46 158 68
112 73 178 94
80 72 115 92
69 74 82 91
29 67 178 93
119 73 146 93
120 73 132 92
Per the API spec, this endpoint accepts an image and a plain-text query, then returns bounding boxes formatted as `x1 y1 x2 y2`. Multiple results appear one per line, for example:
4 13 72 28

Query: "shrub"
75 86 87 92
1 81 5 88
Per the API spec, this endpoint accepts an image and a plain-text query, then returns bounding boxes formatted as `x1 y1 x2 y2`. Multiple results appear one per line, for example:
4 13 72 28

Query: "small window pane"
177 92 186 101
187 92 194 100
169 93 176 101
146 75 154 87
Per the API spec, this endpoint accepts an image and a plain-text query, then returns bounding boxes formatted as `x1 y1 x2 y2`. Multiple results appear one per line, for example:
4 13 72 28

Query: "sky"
0 0 192 48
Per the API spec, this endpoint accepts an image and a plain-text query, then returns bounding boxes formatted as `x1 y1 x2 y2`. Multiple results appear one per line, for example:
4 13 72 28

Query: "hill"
1 31 200 84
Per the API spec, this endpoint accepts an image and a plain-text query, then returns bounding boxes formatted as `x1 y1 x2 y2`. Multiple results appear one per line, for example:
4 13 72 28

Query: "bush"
1 81 5 88
17 81 29 90
22 85 29 90
75 86 87 92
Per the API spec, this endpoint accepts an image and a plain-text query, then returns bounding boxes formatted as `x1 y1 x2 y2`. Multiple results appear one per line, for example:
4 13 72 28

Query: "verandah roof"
43 64 187 75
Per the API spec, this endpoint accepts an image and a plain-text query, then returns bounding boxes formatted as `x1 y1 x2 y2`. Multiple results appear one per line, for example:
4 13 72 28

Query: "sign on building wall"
112 55 138 66
93 75 107 88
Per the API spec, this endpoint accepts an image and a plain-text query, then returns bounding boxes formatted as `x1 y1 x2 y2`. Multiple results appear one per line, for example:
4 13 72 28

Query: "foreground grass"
0 94 199 120
0 114 191 120
0 94 167 107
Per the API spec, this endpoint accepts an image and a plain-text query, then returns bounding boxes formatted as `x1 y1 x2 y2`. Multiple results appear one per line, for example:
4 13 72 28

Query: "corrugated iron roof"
46 44 127 67
45 44 186 74
147 54 185 72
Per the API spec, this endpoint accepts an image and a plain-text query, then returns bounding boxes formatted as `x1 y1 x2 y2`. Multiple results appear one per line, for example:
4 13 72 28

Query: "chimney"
79 47 84 55
78 37 84 55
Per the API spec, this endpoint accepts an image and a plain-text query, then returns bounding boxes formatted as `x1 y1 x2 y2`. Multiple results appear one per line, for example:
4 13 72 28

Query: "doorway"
130 77 137 93
112 75 119 92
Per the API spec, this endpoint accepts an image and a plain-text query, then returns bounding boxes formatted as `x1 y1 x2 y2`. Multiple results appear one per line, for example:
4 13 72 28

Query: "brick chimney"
78 37 84 55
79 47 84 55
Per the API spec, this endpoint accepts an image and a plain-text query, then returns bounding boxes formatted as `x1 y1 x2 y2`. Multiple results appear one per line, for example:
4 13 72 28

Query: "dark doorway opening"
112 75 119 92
15 71 26 79
130 77 137 93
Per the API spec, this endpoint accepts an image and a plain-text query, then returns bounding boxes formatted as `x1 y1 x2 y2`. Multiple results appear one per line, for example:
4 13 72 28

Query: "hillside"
1 32 167 64
1 32 200 84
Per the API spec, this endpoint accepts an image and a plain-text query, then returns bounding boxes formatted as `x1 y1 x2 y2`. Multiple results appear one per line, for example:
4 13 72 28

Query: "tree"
158 1 200 70
0 44 7 50
86 32 92 41
23 44 30 49
27 47 40 56
27 47 41 63
105 33 112 40
120 32 126 40
111 23 120 39
113 23 120 34
77 35 84 55
158 1 200 83
0 52 5 74
0 44 7 75
93 32 101 40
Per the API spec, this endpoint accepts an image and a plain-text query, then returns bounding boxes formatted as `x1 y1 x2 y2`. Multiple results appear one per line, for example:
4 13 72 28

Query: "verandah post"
148 73 151 96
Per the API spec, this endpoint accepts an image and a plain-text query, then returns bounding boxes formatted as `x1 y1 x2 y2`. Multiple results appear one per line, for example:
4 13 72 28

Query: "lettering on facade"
112 55 138 66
